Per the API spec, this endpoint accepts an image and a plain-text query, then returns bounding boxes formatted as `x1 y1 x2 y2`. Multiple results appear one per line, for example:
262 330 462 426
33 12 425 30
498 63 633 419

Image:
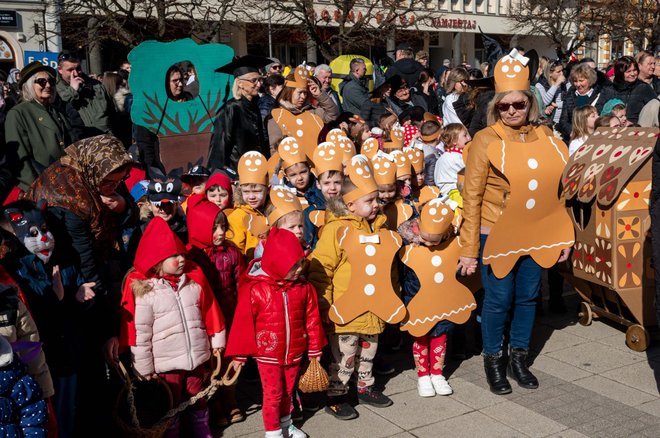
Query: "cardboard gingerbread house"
561 127 659 350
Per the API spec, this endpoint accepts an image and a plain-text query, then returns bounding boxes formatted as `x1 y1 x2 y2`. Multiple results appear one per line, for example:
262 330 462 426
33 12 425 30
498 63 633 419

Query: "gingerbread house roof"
562 127 659 207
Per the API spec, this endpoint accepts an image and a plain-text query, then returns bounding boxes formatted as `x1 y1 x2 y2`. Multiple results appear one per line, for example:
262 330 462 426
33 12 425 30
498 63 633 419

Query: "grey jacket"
339 73 370 115
56 77 114 135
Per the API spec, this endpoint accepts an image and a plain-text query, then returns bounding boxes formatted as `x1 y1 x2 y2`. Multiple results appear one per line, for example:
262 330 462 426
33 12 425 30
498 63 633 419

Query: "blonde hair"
570 105 598 141
440 123 468 148
234 183 266 206
444 67 469 94
486 90 540 126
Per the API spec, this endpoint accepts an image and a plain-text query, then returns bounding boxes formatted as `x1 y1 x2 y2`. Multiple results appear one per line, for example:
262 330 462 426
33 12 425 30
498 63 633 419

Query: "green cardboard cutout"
128 39 234 171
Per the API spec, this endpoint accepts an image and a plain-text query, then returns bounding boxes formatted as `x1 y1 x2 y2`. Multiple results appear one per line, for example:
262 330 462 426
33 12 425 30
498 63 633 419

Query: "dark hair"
102 72 123 98
213 211 228 231
165 64 184 99
417 68 435 86
263 74 285 97
117 69 129 82
613 56 638 84
579 57 596 65
58 50 80 66
468 68 484 79
349 58 366 73
420 120 441 136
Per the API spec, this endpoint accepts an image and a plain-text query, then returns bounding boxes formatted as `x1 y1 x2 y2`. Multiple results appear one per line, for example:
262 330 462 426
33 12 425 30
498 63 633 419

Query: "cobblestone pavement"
217 292 660 438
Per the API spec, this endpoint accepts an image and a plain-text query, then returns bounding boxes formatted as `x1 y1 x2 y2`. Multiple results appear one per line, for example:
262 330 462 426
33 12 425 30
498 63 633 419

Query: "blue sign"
24 51 59 69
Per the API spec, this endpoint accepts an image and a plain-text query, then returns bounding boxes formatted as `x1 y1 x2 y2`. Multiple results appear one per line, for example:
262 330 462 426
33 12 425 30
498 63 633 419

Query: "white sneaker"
431 374 453 395
265 430 284 438
284 424 307 438
417 375 435 397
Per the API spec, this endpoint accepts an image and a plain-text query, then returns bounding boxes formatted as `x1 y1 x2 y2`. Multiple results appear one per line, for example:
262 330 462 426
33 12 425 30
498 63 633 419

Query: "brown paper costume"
244 212 269 239
343 155 378 204
308 209 326 228
405 147 424 175
278 136 307 170
416 185 441 208
267 186 303 225
494 48 532 93
238 151 269 186
326 128 356 163
390 150 412 178
361 138 380 160
481 123 574 278
285 65 313 89
312 141 343 176
328 227 407 325
384 199 414 229
384 126 405 150
561 127 659 332
271 109 324 160
370 151 397 186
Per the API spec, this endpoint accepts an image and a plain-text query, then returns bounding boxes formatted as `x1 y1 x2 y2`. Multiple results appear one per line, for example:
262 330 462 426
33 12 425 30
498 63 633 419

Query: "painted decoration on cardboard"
616 242 643 289
128 39 233 171
328 228 406 325
562 128 659 207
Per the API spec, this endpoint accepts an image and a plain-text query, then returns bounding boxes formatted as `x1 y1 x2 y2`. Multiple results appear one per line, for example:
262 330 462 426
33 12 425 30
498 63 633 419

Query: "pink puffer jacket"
132 275 226 375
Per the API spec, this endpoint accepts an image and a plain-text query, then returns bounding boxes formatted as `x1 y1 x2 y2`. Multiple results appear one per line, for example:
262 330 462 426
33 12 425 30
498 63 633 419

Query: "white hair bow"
508 48 529 66
359 234 381 244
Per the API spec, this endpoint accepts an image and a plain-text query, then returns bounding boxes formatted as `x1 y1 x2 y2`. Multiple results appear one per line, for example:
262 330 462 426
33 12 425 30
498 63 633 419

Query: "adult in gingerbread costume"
457 49 574 395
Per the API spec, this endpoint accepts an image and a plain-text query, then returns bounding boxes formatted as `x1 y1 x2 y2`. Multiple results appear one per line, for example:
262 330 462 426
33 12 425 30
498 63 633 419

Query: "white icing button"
431 256 442 267
526 199 536 209
318 150 325 157
255 159 262 165
296 130 304 137
434 272 444 284
277 192 285 198
329 149 336 155
296 119 303 125
528 159 538 169
501 65 510 73
429 208 437 215
245 159 252 166
365 245 376 256
283 145 290 151
356 168 364 175
528 179 538 191
441 208 448 215
513 65 522 73
365 264 376 276
364 284 375 296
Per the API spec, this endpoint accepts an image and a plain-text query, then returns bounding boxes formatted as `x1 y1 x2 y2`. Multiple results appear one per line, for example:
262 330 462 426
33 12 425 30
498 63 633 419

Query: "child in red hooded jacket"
227 228 326 438
120 217 226 438
186 194 246 426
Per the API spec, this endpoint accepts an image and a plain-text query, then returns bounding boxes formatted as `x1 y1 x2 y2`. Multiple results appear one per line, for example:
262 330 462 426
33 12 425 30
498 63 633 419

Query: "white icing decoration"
364 284 375 296
365 245 376 256
431 256 442 267
365 264 376 276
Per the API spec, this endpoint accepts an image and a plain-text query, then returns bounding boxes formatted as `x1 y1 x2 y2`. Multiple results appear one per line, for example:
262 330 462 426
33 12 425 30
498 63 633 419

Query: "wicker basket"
298 359 330 393
113 363 173 438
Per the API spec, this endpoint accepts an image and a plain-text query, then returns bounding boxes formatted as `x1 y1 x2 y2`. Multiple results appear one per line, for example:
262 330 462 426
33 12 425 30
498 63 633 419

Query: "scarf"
445 147 463 154
154 273 182 291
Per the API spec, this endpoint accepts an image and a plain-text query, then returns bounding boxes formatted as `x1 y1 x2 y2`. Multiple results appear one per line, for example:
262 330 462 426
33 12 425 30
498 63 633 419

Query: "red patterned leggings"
412 334 447 377
257 362 300 432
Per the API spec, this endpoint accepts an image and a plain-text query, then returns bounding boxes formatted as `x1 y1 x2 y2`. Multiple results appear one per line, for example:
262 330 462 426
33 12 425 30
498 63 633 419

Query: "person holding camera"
55 51 116 136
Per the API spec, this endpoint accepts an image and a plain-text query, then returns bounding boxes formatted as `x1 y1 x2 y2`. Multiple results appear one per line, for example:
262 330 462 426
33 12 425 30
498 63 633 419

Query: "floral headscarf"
24 135 132 245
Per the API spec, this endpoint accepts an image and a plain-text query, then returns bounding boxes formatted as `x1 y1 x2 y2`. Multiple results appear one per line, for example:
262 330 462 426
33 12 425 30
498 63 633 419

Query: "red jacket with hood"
186 194 244 326
226 228 326 365
119 217 225 358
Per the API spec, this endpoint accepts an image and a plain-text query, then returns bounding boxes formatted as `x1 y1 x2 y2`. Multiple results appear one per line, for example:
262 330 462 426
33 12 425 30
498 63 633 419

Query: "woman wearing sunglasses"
458 50 573 396
4 61 78 194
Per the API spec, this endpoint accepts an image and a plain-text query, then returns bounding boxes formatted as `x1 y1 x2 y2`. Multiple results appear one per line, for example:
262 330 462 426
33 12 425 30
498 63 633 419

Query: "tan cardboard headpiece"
238 151 269 186
384 125 405 150
494 48 531 93
370 151 397 186
361 137 380 160
326 128 356 162
419 198 454 236
267 185 303 225
405 147 424 174
343 155 378 203
278 136 307 170
390 150 411 178
285 65 312 89
312 141 343 176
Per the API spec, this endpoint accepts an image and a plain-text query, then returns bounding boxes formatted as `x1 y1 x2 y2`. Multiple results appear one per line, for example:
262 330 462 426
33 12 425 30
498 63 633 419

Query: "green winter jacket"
56 77 114 135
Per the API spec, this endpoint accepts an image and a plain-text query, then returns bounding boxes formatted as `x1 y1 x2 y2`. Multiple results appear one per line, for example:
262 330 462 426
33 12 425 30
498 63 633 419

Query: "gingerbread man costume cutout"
278 136 307 170
384 126 405 150
343 155 378 203
400 200 477 337
329 227 407 325
416 185 441 208
482 123 574 278
326 128 356 163
238 151 269 186
312 141 343 176
267 186 303 225
390 150 412 178
384 200 414 229
405 147 424 176
361 138 380 160
370 151 397 186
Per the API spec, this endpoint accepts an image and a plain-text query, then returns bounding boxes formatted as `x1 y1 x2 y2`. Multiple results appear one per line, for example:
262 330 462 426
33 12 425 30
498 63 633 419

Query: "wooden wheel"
578 302 593 326
626 325 650 352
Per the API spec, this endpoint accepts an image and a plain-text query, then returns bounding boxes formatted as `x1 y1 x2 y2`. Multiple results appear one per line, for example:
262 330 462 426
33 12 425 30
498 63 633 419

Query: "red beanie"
206 172 233 207
261 227 304 280
134 217 188 275
186 194 221 249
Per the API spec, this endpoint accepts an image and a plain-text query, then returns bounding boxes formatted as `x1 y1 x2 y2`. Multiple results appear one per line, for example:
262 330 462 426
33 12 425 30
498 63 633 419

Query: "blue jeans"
479 234 542 355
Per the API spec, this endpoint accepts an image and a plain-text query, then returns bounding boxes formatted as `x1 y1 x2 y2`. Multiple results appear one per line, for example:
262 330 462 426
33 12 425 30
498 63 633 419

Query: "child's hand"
144 373 159 381
213 348 224 355
231 360 245 371
313 356 321 362
76 282 96 303
457 256 478 276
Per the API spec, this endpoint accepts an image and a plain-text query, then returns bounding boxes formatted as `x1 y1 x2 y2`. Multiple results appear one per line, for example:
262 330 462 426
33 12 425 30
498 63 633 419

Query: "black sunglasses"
496 101 528 112
34 77 56 88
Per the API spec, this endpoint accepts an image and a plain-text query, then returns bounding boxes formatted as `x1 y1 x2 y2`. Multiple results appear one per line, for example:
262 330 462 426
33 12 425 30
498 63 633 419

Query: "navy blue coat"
0 356 47 437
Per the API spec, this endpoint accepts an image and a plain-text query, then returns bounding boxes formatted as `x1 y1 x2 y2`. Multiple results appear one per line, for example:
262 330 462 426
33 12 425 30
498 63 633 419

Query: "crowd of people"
0 39 657 438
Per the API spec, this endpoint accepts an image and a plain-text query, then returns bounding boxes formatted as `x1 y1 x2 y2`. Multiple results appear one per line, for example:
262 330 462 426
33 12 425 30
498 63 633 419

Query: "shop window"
165 61 199 100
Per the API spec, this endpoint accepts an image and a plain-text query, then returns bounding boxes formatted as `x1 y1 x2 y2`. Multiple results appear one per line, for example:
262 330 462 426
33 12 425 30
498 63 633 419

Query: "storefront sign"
431 18 477 30
0 11 17 28
24 51 59 68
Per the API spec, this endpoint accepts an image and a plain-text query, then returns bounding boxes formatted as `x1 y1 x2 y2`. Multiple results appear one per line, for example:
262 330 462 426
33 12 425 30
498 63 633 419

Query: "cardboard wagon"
561 127 659 351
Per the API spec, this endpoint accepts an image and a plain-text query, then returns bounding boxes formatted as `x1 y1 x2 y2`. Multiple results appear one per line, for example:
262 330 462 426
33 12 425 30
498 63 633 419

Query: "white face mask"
23 227 55 264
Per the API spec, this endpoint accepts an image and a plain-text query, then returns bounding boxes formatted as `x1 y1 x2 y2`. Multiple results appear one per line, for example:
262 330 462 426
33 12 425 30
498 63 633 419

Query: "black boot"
508 348 539 389
483 352 512 395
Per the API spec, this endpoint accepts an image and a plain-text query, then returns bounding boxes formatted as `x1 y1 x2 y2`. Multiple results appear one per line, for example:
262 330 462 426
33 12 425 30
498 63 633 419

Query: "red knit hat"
261 227 304 280
205 172 233 208
186 194 221 249
134 217 188 275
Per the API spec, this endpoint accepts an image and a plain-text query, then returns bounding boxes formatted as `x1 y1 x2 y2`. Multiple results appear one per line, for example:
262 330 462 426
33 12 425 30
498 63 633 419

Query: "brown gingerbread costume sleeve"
461 130 492 258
